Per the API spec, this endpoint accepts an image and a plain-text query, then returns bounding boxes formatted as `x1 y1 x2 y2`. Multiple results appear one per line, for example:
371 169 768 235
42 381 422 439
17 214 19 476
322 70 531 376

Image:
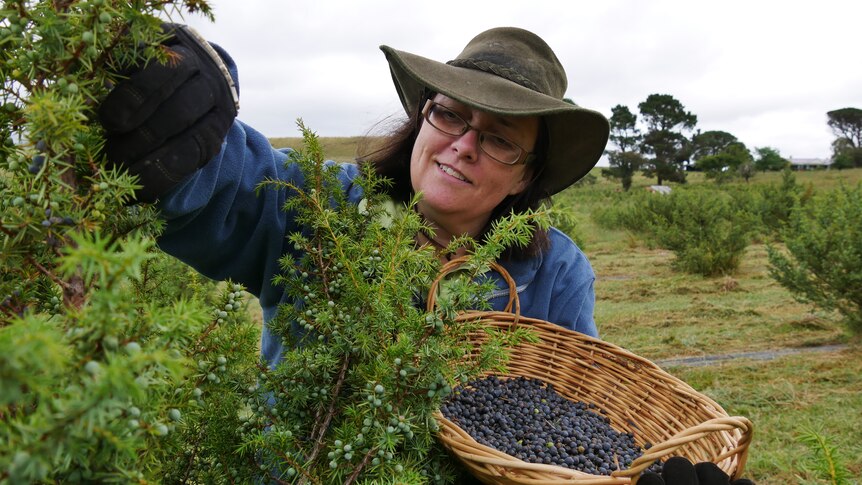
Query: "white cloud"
181 0 862 159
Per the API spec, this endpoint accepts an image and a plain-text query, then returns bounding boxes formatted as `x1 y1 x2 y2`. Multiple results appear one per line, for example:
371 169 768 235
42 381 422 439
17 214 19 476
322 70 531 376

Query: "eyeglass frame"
420 100 536 166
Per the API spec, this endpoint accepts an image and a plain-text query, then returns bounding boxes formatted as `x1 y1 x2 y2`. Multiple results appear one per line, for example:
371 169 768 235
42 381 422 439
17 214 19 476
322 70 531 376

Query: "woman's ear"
508 163 540 196
508 175 530 196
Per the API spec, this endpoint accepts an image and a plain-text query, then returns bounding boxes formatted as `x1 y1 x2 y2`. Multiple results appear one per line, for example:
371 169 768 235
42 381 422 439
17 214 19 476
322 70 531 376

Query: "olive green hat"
380 26 609 196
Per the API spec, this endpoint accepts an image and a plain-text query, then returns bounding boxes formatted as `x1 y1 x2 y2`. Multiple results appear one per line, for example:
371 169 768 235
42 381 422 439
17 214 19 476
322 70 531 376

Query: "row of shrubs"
583 171 861 333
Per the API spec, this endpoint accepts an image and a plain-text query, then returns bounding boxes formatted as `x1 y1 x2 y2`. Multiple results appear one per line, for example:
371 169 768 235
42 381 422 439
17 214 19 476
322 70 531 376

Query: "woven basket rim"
430 257 753 484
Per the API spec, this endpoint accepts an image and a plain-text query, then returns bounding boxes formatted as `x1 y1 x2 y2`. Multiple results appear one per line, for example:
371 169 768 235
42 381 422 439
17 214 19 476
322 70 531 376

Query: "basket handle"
618 416 754 482
426 256 520 317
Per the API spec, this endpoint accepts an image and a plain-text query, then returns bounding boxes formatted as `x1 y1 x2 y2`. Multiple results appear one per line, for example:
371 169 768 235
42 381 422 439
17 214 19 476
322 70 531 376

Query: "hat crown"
452 27 567 99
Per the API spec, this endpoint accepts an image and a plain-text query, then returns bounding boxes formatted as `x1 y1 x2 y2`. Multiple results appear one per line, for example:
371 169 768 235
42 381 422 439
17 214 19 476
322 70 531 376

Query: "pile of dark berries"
441 375 662 475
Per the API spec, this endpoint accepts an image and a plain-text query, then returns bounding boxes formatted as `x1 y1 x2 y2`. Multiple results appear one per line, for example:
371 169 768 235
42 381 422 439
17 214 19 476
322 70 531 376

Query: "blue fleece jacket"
153 42 597 366
155 117 598 368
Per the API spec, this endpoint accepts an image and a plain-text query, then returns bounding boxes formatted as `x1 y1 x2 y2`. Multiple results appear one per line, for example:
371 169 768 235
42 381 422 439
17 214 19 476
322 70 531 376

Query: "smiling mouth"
437 162 470 183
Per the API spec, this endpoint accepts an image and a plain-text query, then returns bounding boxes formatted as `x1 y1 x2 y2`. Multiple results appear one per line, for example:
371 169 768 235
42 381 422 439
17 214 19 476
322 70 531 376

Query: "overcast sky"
181 0 861 162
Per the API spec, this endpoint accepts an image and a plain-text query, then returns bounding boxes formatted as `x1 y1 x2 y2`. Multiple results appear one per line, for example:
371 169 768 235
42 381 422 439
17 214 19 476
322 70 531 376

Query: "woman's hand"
638 457 755 485
98 24 239 203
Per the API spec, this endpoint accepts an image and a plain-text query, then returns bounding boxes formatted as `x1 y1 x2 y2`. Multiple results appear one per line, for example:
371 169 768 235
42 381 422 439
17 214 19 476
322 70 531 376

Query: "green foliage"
690 130 738 160
589 189 653 235
2 5 545 481
601 104 644 191
798 427 853 485
244 121 539 483
640 130 691 185
602 151 645 192
2 1 185 308
2 235 261 483
747 168 804 238
736 158 755 183
1 1 262 483
548 206 586 249
695 142 753 184
767 184 862 334
831 138 862 169
627 188 754 276
827 108 862 169
607 104 640 152
638 93 697 185
826 107 862 148
598 169 801 248
638 94 698 133
753 146 790 172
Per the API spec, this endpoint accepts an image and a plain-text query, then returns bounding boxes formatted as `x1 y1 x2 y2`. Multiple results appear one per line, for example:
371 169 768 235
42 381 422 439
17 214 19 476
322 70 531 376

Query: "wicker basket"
429 258 753 485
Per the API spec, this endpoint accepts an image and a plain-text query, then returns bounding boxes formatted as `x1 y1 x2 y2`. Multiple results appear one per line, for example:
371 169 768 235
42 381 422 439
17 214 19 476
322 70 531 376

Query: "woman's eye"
437 108 461 123
485 134 516 150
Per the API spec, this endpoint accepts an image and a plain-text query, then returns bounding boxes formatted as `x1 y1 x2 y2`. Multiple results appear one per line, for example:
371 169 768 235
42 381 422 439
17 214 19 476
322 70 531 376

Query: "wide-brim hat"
380 27 609 197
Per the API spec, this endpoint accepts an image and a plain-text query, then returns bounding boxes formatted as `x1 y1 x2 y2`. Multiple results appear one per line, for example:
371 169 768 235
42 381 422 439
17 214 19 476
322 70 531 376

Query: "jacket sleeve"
155 121 363 307
155 119 299 300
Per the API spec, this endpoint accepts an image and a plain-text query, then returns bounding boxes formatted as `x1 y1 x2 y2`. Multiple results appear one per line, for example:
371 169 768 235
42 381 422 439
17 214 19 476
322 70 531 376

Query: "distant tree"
827 108 862 168
691 130 739 160
603 151 646 191
754 147 790 171
737 158 755 182
695 142 753 183
694 153 730 178
831 138 862 169
827 108 862 147
638 94 697 185
601 105 644 191
607 105 640 152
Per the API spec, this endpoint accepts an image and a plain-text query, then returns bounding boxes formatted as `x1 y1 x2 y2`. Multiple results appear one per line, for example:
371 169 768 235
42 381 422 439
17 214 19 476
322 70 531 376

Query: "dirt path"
654 344 849 368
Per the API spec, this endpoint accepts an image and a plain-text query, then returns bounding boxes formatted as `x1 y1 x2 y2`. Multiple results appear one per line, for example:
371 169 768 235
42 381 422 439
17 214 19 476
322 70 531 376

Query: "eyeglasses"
422 101 534 166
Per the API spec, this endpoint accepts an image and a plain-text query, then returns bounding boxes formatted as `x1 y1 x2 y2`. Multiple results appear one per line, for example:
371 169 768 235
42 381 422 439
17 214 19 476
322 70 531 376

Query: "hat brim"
381 45 609 196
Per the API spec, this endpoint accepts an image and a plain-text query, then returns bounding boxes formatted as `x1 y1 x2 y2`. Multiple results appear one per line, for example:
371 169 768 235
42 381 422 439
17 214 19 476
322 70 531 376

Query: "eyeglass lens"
425 102 524 165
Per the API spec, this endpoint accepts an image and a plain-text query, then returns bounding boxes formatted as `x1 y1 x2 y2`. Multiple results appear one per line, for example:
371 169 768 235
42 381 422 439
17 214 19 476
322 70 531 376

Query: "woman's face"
410 94 539 236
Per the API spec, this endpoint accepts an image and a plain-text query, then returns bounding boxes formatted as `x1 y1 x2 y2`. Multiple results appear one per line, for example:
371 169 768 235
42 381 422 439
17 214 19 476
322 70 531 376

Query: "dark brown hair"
356 96 551 261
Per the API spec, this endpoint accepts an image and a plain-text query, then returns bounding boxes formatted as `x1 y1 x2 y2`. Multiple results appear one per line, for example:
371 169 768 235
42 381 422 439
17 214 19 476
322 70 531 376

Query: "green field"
557 169 862 485
269 137 862 483
269 136 371 162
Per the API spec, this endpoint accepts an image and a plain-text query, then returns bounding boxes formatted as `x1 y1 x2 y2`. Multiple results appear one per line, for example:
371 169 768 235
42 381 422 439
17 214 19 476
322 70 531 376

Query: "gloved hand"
98 24 239 203
638 457 755 485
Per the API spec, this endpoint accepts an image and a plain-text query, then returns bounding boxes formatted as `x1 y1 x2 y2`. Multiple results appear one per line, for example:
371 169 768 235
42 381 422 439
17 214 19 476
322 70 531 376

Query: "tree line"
600 94 862 190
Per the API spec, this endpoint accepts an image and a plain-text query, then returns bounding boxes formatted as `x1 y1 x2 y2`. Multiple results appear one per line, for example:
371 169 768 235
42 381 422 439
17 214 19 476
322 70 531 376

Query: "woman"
100 26 755 485
100 25 609 369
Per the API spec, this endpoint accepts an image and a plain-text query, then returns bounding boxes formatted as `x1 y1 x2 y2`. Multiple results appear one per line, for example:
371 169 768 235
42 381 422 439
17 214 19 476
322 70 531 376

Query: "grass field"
556 169 862 484
268 136 862 483
269 136 371 162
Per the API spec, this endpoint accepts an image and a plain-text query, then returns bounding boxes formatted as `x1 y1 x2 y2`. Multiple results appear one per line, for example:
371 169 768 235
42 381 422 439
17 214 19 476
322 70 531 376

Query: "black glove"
99 24 239 203
638 457 755 485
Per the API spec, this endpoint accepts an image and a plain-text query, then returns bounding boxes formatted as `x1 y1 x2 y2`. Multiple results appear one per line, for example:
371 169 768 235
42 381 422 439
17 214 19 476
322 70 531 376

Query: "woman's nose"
451 128 481 162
